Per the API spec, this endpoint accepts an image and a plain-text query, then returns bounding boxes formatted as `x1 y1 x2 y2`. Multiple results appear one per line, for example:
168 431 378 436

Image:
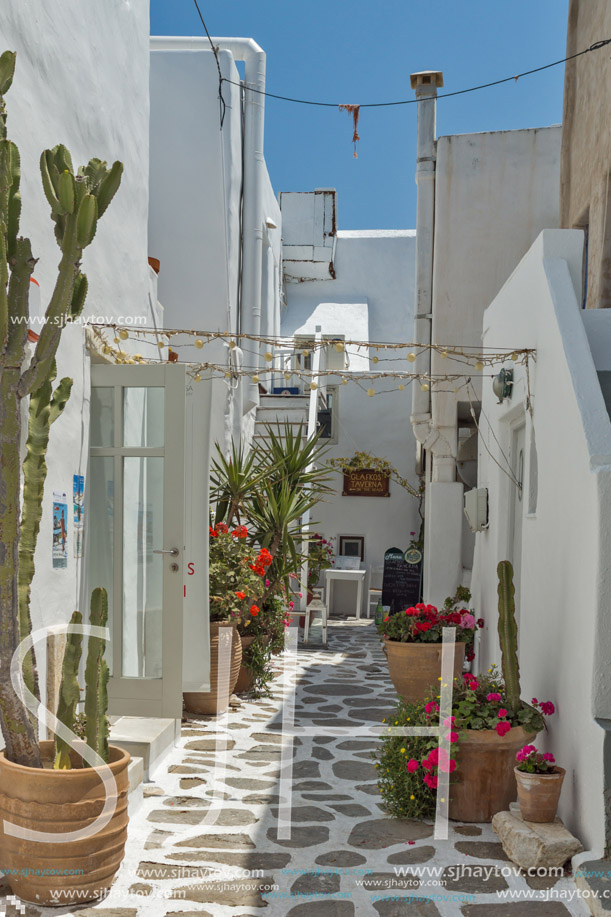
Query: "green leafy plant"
208 523 269 623
516 744 557 774
0 51 122 767
307 533 334 589
378 602 482 644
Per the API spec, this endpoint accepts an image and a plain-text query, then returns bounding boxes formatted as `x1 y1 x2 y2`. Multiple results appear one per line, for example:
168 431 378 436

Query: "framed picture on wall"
339 535 365 561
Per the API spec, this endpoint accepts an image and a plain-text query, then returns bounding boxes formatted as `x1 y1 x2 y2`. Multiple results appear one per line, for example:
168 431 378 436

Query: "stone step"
492 802 583 870
109 716 178 780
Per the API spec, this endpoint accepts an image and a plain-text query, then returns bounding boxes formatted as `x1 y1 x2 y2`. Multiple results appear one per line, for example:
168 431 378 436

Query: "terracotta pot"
383 638 466 704
0 741 129 906
148 256 160 274
449 726 537 822
235 635 255 693
515 766 565 823
183 622 242 715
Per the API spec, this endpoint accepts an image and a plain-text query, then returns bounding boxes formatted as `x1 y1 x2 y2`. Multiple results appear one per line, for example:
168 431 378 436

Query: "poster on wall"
73 474 84 558
52 491 68 569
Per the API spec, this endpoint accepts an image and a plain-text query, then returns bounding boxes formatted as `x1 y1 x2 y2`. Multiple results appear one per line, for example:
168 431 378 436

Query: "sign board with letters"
382 546 423 613
342 470 390 498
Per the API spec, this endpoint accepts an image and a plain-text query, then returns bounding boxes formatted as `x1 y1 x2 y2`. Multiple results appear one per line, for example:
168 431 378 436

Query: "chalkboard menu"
382 546 423 613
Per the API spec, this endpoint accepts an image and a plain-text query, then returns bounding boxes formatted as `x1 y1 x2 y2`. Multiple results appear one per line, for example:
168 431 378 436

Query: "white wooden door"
89 364 186 718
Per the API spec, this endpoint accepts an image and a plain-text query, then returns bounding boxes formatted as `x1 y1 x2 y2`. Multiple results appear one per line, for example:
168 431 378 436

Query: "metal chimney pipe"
409 71 444 447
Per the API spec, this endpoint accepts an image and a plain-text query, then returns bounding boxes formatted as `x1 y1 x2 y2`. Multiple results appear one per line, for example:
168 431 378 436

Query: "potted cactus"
448 561 554 822
0 51 128 904
0 589 130 906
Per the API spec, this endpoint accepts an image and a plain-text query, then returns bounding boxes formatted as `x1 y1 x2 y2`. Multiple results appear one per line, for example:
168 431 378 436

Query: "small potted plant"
378 602 483 703
514 744 565 823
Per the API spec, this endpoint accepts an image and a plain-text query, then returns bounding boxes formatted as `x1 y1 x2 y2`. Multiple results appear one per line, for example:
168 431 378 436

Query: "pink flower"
467 679 479 691
540 701 555 716
407 759 419 773
497 708 508 718
424 774 438 789
496 721 511 737
531 697 538 705
426 748 440 766
424 701 439 715
447 731 459 744
487 693 502 703
543 752 555 762
443 716 456 726
460 613 476 629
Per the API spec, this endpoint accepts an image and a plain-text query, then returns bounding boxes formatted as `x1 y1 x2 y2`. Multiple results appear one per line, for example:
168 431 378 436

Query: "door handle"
153 548 179 556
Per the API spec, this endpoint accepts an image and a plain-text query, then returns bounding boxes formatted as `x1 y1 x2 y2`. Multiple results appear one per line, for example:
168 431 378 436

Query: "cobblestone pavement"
1 619 589 916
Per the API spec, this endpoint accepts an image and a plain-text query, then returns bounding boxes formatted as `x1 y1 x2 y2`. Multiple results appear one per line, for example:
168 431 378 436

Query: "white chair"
304 596 328 646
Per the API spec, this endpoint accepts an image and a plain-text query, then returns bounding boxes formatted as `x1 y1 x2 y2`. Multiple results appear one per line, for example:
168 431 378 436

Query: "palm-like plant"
210 439 269 527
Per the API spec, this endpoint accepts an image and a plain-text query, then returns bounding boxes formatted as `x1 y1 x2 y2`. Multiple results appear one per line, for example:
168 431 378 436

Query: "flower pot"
183 622 242 715
0 741 130 906
235 635 255 694
515 766 565 823
383 638 465 704
449 726 537 822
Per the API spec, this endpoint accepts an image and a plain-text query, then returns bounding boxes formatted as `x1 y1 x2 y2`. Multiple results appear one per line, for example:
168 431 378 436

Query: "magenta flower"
487 693 502 703
540 701 555 716
443 715 456 726
447 731 459 744
460 613 476 629
531 697 538 705
407 759 419 773
497 708 508 718
496 721 511 737
423 773 438 789
543 752 555 762
424 701 439 715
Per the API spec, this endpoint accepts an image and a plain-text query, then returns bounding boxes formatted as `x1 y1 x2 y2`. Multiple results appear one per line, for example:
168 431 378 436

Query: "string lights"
89 324 535 399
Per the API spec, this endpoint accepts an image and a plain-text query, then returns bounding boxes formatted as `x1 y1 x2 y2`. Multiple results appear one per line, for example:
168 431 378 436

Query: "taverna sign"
342 469 390 498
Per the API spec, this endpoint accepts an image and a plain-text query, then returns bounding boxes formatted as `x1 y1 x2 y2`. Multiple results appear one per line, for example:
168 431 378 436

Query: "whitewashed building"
278 190 421 616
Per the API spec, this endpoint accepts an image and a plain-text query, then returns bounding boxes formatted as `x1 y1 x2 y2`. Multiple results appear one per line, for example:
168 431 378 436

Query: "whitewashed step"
109 716 178 780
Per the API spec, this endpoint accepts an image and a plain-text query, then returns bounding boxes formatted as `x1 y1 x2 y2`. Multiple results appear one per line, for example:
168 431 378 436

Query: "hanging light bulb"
309 381 318 390
157 341 165 349
119 329 129 341
284 372 291 380
335 341 344 352
252 374 260 384
440 350 448 359
367 388 375 397
341 378 348 385
372 356 379 364
421 382 430 392
511 351 519 362
407 353 417 363
113 336 120 344
474 360 485 372
398 384 405 391
264 352 273 362
194 339 204 349
229 340 236 349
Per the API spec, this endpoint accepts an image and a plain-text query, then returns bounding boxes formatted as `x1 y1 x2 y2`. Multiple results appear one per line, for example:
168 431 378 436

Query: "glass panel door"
89 364 186 718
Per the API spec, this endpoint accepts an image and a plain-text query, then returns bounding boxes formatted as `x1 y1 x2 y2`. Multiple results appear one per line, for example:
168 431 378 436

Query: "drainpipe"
409 71 444 451
151 36 267 417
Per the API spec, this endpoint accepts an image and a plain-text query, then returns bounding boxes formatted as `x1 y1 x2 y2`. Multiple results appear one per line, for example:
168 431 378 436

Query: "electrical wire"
219 38 611 109
191 0 227 127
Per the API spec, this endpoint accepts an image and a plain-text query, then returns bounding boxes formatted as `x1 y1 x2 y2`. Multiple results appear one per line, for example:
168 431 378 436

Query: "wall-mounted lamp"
492 367 513 404
265 216 278 229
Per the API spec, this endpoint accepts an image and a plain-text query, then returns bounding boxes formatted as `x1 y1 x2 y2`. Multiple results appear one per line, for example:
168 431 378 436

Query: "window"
317 386 338 443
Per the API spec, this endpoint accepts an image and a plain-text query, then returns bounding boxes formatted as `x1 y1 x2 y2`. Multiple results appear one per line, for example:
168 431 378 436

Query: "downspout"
409 71 444 450
150 36 267 419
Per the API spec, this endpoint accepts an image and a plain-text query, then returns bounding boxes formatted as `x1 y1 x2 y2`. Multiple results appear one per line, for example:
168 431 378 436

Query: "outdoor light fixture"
492 367 513 404
265 216 278 229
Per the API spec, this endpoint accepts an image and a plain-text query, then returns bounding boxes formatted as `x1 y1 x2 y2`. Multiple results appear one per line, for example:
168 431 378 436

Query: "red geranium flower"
233 525 248 539
235 591 246 600
250 605 259 616
496 721 511 737
209 526 218 537
215 522 229 534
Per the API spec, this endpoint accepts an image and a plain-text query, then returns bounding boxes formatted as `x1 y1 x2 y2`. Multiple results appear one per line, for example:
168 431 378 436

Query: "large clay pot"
235 635 255 693
383 638 466 704
0 741 129 906
183 622 242 715
515 766 565 823
449 726 537 822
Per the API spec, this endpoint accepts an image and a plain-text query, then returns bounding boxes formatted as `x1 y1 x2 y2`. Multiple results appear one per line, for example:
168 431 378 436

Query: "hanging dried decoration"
339 104 360 158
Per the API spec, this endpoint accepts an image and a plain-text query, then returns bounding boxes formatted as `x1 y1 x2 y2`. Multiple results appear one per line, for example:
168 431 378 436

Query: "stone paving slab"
0 619 589 916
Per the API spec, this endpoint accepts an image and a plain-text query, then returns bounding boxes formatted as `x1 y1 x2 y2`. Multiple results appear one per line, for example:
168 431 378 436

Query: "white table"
324 568 367 620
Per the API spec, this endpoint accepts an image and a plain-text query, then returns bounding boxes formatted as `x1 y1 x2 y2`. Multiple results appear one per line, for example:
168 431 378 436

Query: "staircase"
253 393 309 444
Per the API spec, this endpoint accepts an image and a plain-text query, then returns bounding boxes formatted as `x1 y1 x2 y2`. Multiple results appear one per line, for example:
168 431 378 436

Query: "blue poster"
52 492 68 569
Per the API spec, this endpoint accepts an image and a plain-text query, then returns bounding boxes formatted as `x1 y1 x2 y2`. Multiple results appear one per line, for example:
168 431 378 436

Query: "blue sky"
150 0 570 229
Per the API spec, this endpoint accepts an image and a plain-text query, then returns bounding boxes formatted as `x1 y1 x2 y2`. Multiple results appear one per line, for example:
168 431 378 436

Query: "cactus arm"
497 560 521 715
18 372 73 704
54 610 83 769
83 587 110 766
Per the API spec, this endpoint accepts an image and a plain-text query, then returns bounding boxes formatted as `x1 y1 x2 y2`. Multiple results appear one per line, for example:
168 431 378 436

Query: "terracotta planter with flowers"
514 744 565 822
379 602 483 704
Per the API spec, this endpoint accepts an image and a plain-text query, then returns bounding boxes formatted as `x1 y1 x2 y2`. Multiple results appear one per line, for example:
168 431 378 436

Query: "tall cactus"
497 560 521 716
0 50 123 766
83 587 110 766
19 367 73 709
54 610 83 769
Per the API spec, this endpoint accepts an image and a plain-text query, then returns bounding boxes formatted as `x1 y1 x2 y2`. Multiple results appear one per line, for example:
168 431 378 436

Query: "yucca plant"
0 51 122 766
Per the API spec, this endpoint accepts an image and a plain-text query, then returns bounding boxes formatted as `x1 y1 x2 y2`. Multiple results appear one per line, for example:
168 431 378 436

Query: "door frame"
89 363 186 718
